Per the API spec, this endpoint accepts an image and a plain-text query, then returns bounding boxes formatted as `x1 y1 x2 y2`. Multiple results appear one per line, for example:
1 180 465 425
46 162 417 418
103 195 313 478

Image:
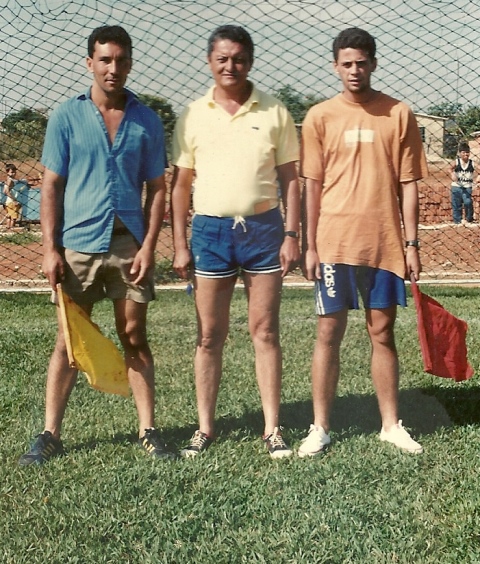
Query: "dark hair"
88 25 132 58
333 28 376 62
207 25 254 63
6 163 16 173
458 141 470 153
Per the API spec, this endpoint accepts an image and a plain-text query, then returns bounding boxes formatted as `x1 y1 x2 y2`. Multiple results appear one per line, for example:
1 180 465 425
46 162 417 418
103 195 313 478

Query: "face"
208 39 252 91
334 48 376 99
460 150 470 162
7 168 16 177
86 41 132 95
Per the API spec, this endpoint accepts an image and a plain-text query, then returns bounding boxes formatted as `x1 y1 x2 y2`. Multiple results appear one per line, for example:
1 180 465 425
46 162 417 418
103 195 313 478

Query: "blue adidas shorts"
191 207 284 278
314 263 406 315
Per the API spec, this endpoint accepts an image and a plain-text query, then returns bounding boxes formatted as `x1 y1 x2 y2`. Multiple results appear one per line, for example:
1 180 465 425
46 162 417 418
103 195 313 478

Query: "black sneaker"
180 430 213 458
138 428 176 460
263 427 293 459
18 431 64 466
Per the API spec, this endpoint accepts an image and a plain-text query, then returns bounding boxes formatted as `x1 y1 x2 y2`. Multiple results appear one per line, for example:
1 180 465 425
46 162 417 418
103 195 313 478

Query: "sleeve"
144 113 167 181
300 107 324 181
274 105 300 166
171 107 195 169
399 107 429 182
41 106 70 178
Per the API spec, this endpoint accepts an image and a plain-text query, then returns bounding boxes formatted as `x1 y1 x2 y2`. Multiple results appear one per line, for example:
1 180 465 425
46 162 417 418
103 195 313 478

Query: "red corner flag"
410 277 473 382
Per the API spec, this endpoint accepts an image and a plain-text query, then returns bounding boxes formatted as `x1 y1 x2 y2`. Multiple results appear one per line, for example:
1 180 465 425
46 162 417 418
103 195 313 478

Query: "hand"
130 247 154 286
405 247 421 280
173 248 193 280
302 249 321 281
279 237 300 278
42 249 65 290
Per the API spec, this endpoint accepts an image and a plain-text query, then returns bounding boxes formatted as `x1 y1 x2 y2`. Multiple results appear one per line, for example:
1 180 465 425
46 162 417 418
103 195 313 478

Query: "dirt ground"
1 162 480 288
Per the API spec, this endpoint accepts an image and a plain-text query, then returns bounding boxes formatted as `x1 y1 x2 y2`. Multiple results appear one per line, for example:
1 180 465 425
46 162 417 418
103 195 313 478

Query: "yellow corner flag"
57 284 130 397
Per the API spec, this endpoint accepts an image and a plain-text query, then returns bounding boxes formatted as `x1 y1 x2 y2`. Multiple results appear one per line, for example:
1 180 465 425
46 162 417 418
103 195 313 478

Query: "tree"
137 94 176 156
2 107 48 134
273 85 324 124
426 102 462 119
1 107 48 161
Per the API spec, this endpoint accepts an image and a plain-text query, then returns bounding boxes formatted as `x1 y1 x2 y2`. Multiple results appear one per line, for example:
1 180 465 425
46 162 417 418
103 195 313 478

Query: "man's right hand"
302 249 321 281
42 249 65 290
173 248 192 280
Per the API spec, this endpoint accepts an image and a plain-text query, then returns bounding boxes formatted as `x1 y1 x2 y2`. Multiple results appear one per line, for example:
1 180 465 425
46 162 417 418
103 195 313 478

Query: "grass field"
1 287 479 563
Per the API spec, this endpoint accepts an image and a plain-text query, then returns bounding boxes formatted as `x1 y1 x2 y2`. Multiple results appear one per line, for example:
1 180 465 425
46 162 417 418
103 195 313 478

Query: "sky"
1 0 479 120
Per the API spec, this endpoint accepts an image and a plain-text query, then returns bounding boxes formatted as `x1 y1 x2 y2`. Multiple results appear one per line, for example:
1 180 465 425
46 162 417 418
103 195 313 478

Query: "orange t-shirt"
301 92 428 279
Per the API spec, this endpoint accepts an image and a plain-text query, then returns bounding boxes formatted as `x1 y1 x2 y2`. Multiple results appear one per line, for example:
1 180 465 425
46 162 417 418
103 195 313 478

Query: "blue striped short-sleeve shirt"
41 88 167 253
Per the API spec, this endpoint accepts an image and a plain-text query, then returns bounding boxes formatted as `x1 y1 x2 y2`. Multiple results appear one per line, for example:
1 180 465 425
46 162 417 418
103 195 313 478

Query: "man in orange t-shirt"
299 27 428 457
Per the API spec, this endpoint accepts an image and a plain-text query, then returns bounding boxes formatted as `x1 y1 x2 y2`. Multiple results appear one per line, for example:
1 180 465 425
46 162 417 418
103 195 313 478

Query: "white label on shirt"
344 128 375 144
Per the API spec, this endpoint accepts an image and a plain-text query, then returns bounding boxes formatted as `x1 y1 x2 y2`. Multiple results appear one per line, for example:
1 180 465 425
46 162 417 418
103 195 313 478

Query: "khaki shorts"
56 232 155 305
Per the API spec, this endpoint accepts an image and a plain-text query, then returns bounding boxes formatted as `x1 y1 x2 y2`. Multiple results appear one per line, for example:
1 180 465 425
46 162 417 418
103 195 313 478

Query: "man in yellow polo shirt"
171 24 300 459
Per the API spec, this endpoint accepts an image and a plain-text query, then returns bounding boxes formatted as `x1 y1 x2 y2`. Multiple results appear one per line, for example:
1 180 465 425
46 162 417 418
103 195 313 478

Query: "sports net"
1 0 479 288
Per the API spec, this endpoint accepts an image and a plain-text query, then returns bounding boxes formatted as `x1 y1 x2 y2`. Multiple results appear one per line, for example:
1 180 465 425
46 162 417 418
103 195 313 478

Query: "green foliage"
427 102 462 118
2 107 48 134
137 94 176 156
1 288 479 562
0 107 48 161
273 85 324 123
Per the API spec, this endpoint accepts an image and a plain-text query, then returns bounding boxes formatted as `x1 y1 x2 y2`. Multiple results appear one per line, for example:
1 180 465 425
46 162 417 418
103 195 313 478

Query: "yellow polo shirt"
172 84 299 217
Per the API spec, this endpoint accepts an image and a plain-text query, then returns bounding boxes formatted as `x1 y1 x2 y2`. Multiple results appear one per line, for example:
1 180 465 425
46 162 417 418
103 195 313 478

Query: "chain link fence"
1 0 480 288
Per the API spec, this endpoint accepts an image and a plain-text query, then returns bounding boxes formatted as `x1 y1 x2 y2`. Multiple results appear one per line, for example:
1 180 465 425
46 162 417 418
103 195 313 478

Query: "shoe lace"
144 428 165 449
191 431 209 449
267 427 287 448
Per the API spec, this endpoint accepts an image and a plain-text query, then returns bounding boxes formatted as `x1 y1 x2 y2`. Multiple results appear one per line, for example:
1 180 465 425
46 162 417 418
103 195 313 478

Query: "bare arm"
449 161 457 183
301 177 322 281
40 167 66 290
277 161 300 277
399 180 421 280
171 166 194 280
130 174 167 285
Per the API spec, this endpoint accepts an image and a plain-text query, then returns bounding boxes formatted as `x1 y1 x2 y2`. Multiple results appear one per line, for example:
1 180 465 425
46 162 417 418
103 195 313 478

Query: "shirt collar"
206 81 259 110
77 87 137 107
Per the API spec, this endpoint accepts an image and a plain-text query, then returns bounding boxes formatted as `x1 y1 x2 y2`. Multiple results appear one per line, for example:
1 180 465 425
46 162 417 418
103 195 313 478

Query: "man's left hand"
130 247 154 285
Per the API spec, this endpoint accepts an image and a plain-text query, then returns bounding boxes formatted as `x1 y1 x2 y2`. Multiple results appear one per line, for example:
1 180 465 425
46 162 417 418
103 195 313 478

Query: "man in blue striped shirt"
19 25 175 465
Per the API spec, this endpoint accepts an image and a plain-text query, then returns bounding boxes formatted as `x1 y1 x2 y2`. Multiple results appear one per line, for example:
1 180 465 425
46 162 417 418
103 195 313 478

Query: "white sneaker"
298 424 331 458
380 420 423 454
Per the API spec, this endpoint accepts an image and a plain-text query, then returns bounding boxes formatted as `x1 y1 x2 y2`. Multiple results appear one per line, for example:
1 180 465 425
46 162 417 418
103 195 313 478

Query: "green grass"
1 287 479 563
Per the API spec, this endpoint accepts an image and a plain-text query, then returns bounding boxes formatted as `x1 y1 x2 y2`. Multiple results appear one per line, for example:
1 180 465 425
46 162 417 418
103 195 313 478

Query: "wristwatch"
285 231 299 239
405 240 420 248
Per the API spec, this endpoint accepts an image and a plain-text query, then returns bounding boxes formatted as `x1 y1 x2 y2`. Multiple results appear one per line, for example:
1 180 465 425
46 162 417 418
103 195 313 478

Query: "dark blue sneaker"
138 428 176 460
18 431 64 466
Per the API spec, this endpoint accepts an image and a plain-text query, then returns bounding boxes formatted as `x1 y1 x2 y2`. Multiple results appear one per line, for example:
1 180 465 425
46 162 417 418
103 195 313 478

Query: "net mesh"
1 0 479 287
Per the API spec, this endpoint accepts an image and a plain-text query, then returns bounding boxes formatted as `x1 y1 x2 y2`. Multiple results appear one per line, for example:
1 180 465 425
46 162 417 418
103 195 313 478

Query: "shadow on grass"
67 384 477 454
197 387 454 441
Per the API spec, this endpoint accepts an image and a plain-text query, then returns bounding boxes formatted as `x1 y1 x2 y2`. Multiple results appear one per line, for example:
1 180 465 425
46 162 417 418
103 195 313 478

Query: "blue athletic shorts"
191 207 284 278
314 263 406 315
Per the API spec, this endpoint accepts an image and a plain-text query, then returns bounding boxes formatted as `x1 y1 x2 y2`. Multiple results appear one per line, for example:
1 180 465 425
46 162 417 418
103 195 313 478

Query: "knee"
118 322 148 352
196 328 227 352
368 324 396 348
249 318 280 348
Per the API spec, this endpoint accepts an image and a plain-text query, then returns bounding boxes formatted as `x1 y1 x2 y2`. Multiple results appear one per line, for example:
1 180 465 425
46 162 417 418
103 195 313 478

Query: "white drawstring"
232 215 247 232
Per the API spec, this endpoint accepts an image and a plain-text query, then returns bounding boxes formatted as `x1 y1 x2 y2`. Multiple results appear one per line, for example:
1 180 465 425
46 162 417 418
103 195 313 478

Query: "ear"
371 57 377 72
86 56 93 73
333 60 338 74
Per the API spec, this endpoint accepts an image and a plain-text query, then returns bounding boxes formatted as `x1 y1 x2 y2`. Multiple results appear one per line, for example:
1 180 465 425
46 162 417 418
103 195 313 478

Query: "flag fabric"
410 277 474 382
57 284 130 397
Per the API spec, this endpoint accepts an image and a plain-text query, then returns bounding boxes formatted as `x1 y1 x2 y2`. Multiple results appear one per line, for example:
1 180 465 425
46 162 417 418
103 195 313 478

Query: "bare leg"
114 299 155 436
365 306 399 431
194 276 236 437
44 303 93 439
311 309 349 433
243 271 283 436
